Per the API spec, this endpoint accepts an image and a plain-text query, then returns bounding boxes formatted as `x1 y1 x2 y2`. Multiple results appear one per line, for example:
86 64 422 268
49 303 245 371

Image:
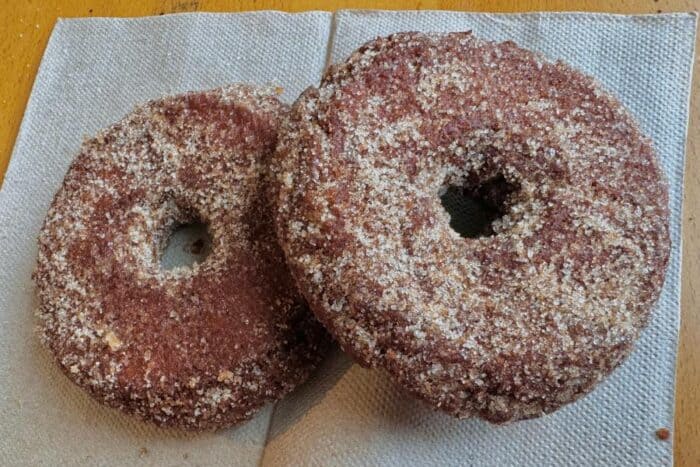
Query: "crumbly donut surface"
272 33 670 422
35 85 327 430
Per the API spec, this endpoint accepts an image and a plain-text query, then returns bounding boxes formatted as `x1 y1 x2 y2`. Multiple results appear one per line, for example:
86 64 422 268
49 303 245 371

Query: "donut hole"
439 175 518 238
159 217 212 271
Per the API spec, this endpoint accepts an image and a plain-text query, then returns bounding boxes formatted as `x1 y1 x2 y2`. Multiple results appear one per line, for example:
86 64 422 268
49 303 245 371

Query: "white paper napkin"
0 12 331 466
0 10 695 467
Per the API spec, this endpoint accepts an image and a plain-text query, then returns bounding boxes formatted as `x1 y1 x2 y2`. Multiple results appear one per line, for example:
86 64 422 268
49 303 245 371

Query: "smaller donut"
271 33 670 422
34 85 328 430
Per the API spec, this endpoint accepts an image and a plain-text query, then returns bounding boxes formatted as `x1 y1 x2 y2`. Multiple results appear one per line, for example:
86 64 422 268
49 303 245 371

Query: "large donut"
271 33 670 422
34 85 328 430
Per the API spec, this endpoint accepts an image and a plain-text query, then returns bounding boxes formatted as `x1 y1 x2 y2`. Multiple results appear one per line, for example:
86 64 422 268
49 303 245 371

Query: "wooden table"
2 1 697 464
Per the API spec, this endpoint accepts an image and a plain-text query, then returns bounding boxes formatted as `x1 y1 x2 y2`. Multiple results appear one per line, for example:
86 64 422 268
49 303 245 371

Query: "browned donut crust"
271 33 671 422
34 85 328 430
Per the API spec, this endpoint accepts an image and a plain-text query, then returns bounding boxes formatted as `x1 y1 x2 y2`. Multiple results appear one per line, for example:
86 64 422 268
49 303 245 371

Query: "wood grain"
1 1 697 465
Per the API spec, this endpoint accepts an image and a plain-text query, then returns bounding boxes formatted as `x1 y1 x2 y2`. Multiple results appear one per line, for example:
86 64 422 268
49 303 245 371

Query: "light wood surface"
2 1 697 465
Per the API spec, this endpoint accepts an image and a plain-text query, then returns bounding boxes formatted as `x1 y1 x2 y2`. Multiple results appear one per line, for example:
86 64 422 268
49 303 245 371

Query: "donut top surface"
35 85 326 429
272 33 670 421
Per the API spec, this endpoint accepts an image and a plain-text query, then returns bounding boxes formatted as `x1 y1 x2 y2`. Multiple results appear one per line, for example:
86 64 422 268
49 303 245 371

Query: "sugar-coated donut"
271 33 670 422
34 85 327 430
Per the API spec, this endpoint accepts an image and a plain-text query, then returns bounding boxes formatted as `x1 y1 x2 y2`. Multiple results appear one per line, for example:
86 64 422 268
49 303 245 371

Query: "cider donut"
271 33 670 422
35 85 327 430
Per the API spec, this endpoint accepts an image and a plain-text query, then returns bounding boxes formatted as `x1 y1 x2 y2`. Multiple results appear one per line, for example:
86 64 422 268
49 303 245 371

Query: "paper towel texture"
0 12 331 466
0 10 695 467
264 11 697 467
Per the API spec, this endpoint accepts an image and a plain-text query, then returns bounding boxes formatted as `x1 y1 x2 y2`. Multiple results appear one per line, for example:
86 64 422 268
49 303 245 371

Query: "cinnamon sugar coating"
271 33 670 422
34 85 328 430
